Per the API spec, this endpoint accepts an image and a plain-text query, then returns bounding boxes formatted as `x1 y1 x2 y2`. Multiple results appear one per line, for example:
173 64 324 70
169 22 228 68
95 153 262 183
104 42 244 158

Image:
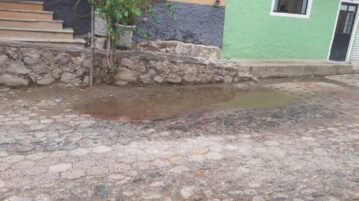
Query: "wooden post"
90 3 95 87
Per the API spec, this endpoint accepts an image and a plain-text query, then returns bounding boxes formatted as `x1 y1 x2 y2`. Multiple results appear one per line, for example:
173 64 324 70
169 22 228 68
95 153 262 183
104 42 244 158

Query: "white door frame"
328 0 359 62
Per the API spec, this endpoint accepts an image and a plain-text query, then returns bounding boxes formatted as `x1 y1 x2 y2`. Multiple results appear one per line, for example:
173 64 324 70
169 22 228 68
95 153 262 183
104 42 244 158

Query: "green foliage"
103 65 119 83
77 0 174 67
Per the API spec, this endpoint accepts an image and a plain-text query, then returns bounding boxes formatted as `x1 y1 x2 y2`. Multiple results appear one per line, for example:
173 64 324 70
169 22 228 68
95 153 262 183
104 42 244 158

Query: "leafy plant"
77 0 174 69
103 65 119 83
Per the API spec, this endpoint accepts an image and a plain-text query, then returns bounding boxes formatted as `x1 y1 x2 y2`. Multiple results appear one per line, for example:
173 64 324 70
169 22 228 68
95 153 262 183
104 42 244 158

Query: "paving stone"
142 192 163 200
61 169 85 179
92 146 113 154
109 163 131 173
252 196 265 201
152 159 171 168
26 152 49 161
0 80 359 201
35 194 51 201
49 163 72 173
0 180 5 188
5 196 32 201
86 166 109 176
23 166 48 176
205 152 224 160
2 155 25 164
70 148 89 156
180 185 196 199
169 166 190 174
40 119 54 124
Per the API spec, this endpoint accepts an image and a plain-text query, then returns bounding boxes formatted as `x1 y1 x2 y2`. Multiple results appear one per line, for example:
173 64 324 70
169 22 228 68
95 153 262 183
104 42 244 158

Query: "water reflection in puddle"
75 85 296 121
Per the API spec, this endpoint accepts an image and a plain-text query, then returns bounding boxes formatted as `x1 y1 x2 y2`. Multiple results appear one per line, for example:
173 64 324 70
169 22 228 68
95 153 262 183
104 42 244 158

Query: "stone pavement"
327 74 359 88
0 79 359 201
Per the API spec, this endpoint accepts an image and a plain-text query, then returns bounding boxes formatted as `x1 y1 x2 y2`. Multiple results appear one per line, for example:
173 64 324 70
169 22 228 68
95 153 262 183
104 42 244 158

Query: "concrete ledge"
249 64 354 78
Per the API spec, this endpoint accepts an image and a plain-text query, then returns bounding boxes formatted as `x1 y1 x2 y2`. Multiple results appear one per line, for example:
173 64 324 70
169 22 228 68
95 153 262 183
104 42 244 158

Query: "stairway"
0 0 86 48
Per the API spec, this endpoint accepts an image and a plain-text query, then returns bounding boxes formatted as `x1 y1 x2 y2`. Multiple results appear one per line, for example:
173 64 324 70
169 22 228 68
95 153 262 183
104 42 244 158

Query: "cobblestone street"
0 76 358 201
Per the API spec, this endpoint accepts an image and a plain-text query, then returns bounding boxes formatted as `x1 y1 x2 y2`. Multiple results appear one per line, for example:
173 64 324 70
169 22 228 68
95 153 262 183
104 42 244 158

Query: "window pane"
274 0 309 15
348 6 356 12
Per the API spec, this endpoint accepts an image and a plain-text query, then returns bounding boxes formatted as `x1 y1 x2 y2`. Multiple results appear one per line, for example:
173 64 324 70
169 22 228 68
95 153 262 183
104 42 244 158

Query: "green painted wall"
222 0 340 59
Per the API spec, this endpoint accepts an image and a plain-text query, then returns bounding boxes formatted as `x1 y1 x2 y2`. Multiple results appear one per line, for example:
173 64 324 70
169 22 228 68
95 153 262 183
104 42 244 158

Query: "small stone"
6 61 30 74
205 152 224 160
0 54 9 67
191 147 209 155
70 148 89 156
37 74 55 85
5 196 32 201
2 155 25 164
61 73 79 84
180 185 196 199
0 151 8 157
83 76 90 86
121 58 134 68
35 194 51 201
0 180 5 188
166 73 182 83
116 68 137 82
153 159 170 168
272 193 289 200
169 166 190 174
183 66 198 82
49 163 72 173
92 145 112 154
326 196 340 201
265 141 280 146
224 75 233 83
142 192 162 200
40 119 54 124
228 190 243 195
23 55 40 65
252 196 265 201
61 169 85 179
0 74 29 87
188 155 204 163
86 166 109 176
51 68 62 79
153 75 164 83
94 184 110 198
23 166 48 176
109 163 131 173
150 181 164 187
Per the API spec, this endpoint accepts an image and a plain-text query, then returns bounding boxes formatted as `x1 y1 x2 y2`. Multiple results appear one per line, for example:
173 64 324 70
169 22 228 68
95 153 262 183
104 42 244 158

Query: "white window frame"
270 0 313 19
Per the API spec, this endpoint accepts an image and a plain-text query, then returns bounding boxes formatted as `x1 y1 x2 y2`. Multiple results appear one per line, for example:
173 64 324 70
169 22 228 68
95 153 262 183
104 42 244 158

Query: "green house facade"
222 0 359 62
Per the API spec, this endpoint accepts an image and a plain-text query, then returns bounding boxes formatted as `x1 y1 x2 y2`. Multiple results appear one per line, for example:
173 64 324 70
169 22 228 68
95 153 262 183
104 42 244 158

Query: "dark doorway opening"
330 3 358 61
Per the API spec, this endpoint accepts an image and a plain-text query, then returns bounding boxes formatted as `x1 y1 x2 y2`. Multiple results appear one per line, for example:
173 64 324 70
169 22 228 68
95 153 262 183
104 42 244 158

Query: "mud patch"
75 85 296 121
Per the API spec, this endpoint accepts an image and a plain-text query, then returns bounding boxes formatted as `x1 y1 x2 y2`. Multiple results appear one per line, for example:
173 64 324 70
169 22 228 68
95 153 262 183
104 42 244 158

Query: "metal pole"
90 3 95 87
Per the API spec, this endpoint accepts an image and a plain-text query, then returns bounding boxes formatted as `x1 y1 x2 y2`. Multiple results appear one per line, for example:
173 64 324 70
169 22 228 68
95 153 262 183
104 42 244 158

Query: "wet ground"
0 75 359 201
75 85 296 121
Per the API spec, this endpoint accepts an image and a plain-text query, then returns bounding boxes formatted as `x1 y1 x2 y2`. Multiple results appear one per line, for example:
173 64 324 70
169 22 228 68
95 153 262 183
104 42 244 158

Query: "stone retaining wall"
0 42 253 87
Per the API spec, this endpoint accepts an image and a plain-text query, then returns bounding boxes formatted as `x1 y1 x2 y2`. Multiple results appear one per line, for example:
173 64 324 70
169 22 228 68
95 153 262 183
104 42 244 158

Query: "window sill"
270 12 310 19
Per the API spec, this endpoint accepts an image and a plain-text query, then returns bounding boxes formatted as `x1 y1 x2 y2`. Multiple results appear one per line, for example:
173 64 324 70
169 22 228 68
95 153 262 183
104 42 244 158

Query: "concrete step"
0 9 52 20
0 37 86 48
237 60 354 78
0 18 63 30
0 0 43 11
0 27 74 40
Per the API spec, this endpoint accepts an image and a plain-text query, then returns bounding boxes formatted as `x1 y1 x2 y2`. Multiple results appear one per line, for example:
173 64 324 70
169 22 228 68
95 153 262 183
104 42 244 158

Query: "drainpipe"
90 3 95 87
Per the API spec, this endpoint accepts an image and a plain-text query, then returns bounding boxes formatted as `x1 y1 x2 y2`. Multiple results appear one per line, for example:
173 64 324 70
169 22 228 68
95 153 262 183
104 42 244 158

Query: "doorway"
330 3 358 61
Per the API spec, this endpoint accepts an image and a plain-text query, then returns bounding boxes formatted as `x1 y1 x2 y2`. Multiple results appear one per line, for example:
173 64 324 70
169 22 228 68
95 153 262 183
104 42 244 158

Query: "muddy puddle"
75 85 296 121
